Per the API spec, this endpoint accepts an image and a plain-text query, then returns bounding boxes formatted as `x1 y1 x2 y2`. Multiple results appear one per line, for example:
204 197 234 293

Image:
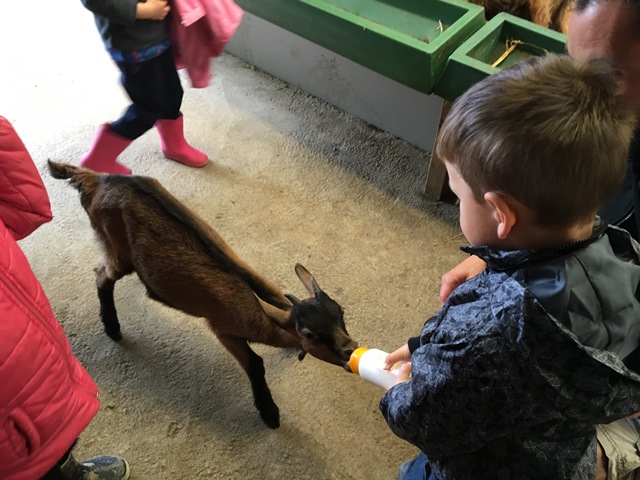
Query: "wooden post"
424 100 454 202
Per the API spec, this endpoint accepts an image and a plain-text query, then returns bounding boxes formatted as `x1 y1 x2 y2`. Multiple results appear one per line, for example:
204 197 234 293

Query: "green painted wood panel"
435 13 567 101
235 0 485 93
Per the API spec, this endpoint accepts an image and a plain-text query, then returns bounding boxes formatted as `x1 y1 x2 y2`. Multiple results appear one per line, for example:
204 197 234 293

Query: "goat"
47 161 357 429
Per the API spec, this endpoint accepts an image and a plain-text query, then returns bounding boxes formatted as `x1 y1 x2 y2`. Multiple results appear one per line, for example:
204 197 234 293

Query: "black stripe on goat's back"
103 174 254 283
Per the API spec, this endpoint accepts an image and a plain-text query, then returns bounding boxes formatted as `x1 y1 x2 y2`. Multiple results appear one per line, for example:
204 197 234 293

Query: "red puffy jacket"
0 117 99 480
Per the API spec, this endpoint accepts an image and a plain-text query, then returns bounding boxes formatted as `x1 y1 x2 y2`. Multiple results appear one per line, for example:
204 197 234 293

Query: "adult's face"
567 2 640 118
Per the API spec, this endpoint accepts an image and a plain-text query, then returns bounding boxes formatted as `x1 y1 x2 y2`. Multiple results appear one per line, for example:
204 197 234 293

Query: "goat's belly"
137 273 260 322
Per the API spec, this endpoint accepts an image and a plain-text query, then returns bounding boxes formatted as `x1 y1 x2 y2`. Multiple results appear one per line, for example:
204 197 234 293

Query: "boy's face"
567 3 640 118
445 162 499 246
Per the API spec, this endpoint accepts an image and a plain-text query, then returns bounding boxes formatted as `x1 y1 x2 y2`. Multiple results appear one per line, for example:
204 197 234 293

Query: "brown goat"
47 161 357 428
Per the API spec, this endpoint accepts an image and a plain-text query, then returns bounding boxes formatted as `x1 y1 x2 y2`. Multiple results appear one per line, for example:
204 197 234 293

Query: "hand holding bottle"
384 344 412 389
349 345 411 390
384 344 411 369
391 361 412 387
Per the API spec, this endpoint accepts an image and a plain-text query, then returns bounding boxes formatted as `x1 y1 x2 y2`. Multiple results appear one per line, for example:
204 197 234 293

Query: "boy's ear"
484 192 517 240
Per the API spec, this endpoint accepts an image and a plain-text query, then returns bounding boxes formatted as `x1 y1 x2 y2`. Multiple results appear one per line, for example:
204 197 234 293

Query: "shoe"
80 124 132 175
398 459 414 480
79 455 130 480
397 452 429 480
58 452 130 480
155 115 208 167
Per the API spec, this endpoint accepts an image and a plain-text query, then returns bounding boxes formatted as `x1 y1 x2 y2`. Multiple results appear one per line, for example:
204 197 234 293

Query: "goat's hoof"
259 405 280 429
105 328 122 341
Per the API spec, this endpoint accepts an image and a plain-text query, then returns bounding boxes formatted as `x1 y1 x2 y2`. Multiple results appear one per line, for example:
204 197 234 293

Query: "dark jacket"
381 221 640 479
81 0 168 51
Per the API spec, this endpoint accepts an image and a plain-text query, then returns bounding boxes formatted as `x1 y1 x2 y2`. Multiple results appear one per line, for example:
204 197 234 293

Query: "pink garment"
0 117 99 480
170 0 244 88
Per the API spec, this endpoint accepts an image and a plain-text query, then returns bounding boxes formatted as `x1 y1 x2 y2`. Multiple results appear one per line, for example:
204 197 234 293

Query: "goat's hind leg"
95 263 125 341
217 334 280 429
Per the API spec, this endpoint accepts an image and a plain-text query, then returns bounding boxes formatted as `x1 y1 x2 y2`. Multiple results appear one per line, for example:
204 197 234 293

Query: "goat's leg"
217 334 280 429
95 264 122 341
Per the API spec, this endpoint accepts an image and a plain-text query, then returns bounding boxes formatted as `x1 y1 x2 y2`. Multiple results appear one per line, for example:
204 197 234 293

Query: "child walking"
80 0 207 174
380 54 640 479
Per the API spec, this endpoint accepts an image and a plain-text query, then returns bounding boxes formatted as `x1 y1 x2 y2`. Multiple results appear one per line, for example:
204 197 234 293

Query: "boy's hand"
439 255 487 306
384 344 411 370
384 362 412 391
395 362 412 384
137 0 170 20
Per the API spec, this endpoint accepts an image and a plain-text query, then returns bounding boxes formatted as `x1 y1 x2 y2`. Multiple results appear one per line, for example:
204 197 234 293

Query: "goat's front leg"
217 334 280 429
95 264 122 341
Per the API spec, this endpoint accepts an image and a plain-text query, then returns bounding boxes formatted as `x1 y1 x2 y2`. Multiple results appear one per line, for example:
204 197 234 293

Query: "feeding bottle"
348 347 409 390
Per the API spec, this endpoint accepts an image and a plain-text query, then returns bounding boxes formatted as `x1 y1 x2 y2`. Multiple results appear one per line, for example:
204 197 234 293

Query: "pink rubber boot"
155 116 208 167
80 124 132 175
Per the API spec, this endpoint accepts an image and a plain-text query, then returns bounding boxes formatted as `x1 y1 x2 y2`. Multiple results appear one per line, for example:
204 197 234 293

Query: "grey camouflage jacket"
380 222 640 479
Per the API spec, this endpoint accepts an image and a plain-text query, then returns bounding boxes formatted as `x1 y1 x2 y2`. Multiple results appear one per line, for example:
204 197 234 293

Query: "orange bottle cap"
348 347 369 375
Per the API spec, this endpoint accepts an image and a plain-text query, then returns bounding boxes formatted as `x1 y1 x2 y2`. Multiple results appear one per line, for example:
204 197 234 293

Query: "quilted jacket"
381 221 640 479
0 117 99 480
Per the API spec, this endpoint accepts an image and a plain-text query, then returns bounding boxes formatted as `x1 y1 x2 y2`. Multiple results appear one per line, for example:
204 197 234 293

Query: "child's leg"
80 52 183 174
41 441 130 480
111 48 183 140
155 114 208 167
41 444 74 479
596 418 640 480
79 124 132 175
113 48 207 167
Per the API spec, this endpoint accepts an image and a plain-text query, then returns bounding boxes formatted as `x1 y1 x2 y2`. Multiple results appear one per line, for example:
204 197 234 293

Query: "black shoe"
58 453 130 480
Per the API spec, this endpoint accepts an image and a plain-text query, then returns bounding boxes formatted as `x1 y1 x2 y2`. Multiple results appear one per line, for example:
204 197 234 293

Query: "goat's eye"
300 329 319 342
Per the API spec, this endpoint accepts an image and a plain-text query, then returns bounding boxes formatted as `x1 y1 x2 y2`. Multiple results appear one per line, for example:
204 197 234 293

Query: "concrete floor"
1 3 467 479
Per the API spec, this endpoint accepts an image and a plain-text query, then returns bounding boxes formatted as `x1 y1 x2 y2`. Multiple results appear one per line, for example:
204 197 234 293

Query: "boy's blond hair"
436 54 637 227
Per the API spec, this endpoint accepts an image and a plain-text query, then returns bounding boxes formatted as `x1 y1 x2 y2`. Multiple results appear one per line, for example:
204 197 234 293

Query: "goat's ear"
285 293 302 307
295 263 324 298
259 296 295 331
274 295 300 330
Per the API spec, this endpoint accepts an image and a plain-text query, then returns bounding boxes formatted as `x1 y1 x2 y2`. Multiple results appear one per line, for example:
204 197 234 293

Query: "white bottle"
348 347 409 390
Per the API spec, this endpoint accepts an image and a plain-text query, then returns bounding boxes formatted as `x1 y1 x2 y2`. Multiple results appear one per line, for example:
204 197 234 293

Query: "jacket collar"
460 218 608 272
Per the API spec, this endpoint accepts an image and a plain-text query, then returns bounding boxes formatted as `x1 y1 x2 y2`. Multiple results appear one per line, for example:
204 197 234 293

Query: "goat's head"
271 264 357 369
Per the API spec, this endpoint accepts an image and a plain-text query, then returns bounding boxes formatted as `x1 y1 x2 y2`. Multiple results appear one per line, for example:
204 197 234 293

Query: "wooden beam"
424 100 455 202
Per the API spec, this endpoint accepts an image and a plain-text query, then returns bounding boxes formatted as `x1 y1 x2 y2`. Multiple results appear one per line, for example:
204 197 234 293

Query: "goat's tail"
47 160 101 203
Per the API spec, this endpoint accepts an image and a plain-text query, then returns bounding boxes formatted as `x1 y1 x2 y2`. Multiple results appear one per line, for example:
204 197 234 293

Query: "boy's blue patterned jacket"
381 221 640 479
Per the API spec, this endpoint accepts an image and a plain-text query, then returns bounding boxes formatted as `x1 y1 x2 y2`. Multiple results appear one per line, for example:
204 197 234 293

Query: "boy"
380 54 640 479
